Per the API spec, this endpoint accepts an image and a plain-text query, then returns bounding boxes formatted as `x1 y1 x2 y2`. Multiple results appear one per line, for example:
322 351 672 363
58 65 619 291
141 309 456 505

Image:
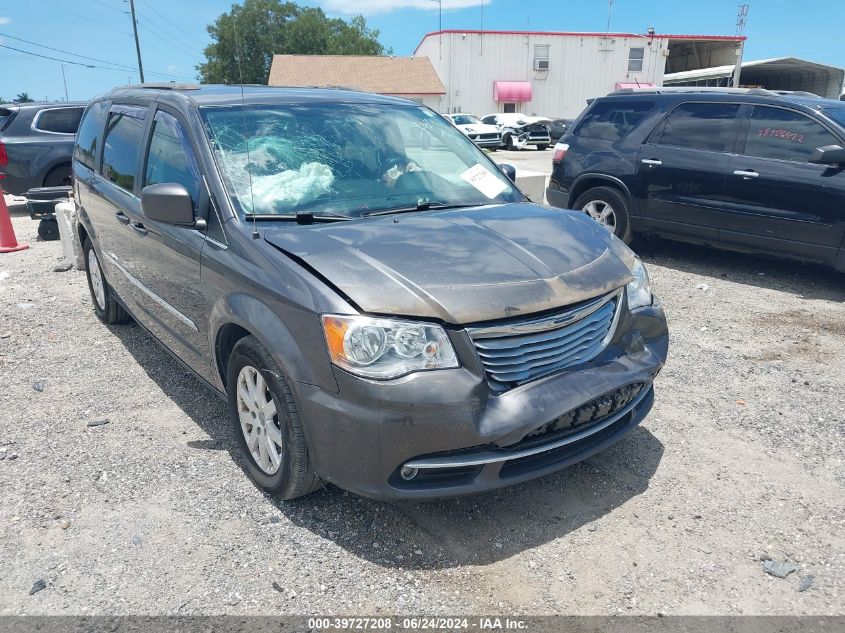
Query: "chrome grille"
468 290 621 391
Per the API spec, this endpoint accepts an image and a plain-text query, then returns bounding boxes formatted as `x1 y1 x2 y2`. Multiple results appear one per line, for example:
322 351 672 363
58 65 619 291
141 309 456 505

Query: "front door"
130 108 209 374
637 101 742 241
722 104 845 262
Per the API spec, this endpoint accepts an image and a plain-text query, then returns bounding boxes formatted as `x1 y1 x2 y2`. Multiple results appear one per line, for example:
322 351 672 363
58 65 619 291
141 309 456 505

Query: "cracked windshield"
201 103 521 218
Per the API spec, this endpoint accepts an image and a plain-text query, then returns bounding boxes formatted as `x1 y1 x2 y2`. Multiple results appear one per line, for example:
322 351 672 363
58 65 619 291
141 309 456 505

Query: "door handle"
115 212 130 225
733 169 759 179
641 159 662 166
131 222 148 236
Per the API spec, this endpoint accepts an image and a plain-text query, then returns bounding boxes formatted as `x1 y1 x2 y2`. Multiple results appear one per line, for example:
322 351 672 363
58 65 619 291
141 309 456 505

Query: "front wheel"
227 336 321 500
572 186 632 243
536 144 548 151
503 134 515 151
83 238 130 324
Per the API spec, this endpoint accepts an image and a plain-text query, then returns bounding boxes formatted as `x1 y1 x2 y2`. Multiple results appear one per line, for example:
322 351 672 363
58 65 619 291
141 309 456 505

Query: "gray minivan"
74 84 668 500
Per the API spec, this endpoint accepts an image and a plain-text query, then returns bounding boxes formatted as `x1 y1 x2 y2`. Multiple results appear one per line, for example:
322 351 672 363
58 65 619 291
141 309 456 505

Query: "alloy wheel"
236 365 283 475
88 248 106 311
582 200 617 232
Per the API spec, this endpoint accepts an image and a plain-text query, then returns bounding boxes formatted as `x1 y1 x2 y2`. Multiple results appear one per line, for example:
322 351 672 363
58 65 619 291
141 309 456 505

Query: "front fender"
208 292 339 394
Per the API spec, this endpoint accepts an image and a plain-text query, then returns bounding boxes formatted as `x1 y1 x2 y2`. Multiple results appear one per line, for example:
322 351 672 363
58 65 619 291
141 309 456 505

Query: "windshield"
821 107 845 129
450 114 481 125
200 103 522 218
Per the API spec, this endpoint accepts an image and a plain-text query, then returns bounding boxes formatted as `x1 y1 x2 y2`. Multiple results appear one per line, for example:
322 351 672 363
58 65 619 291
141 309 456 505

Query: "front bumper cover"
293 304 668 500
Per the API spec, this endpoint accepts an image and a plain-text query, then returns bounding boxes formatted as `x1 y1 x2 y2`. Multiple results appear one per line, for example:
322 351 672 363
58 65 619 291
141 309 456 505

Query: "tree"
14 92 34 103
197 0 385 84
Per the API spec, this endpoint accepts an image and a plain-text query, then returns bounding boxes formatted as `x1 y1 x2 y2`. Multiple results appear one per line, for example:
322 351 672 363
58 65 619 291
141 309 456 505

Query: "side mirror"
498 163 517 182
810 144 845 166
141 183 194 225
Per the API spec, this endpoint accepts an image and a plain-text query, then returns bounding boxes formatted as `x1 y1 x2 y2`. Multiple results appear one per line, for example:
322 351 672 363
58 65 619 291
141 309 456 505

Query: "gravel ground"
0 203 843 616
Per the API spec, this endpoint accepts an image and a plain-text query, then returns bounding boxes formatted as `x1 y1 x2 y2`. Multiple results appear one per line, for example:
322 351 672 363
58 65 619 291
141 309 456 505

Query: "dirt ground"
0 205 843 616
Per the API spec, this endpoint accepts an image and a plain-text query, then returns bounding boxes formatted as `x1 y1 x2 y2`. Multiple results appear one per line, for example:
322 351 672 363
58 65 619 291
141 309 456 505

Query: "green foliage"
197 0 385 84
14 92 33 103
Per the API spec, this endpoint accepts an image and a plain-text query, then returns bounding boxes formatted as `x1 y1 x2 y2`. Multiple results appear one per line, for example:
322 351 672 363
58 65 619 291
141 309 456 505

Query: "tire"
83 238 130 324
43 164 72 188
227 336 321 500
503 133 515 150
572 186 633 243
536 144 548 151
37 218 60 241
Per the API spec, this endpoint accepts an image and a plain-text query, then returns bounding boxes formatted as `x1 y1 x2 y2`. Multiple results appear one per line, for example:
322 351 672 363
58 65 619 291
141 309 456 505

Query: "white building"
414 30 746 118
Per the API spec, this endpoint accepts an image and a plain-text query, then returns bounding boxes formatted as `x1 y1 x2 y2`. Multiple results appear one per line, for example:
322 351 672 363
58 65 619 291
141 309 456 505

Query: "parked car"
547 87 845 272
75 84 668 500
481 113 551 150
444 113 501 149
547 118 574 143
0 101 86 195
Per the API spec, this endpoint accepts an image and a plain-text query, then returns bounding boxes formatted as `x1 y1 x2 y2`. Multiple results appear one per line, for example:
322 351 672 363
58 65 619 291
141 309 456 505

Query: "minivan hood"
264 203 635 324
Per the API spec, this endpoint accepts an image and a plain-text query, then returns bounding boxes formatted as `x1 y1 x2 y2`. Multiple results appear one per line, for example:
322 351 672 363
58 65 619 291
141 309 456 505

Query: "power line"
40 0 133 37
87 0 127 14
0 43 129 72
0 32 194 80
137 17 201 58
137 0 207 49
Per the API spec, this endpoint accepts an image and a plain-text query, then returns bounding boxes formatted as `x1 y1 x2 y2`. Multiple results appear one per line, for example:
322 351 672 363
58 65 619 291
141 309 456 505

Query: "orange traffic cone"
0 183 29 253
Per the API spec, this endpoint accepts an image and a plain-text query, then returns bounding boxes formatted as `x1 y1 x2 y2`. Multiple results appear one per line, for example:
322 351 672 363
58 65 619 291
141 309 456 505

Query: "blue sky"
0 0 840 102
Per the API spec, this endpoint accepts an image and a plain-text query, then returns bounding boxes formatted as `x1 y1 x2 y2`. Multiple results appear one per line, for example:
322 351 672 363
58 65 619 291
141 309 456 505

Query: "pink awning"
615 82 657 89
494 81 532 102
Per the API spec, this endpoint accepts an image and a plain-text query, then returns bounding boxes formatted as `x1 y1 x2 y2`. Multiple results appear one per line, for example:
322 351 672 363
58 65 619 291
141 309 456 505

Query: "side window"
574 100 655 142
34 107 83 134
144 110 201 205
628 47 645 72
659 102 741 153
101 105 147 192
743 106 839 163
482 115 496 125
74 101 109 170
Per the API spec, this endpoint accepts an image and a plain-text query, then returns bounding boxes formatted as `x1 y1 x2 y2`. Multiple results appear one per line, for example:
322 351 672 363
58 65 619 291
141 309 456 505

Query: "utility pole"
732 4 749 88
61 64 69 101
129 0 145 83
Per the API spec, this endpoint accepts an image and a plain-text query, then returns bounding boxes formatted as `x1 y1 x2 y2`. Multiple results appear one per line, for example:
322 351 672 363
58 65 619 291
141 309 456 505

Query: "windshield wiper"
363 201 483 217
245 212 352 224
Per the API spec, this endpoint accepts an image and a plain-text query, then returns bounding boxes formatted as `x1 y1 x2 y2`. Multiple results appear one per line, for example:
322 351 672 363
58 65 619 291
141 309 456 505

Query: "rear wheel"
83 238 130 324
37 218 60 241
536 144 548 151
43 164 72 188
572 186 632 243
227 336 321 500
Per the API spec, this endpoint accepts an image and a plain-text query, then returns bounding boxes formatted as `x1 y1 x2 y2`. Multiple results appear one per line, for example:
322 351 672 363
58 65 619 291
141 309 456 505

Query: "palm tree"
14 92 34 103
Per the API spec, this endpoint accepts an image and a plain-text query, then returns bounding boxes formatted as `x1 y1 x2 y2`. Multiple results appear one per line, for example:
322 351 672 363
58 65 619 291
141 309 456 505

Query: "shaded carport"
663 57 844 99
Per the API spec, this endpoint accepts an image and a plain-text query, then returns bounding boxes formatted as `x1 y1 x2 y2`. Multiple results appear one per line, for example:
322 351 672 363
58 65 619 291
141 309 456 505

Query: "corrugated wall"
416 32 668 118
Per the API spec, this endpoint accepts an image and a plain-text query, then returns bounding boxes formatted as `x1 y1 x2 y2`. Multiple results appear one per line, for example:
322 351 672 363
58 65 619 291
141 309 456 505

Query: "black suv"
73 84 667 500
547 88 845 271
0 101 86 194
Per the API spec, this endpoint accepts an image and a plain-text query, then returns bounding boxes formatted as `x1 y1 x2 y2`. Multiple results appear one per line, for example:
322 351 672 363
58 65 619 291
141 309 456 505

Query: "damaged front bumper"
293 303 668 500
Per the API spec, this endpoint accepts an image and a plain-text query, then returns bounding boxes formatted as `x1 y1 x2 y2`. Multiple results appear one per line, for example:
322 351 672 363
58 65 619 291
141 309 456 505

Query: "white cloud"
167 64 179 73
0 17 11 26
317 0 487 16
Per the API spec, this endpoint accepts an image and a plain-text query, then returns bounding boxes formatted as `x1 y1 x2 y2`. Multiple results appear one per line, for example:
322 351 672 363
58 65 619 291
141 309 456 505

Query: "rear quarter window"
74 101 109 170
0 107 16 132
34 107 84 134
573 101 655 141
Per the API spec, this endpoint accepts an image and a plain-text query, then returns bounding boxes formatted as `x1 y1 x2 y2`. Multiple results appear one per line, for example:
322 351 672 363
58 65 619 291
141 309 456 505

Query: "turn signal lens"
321 314 459 379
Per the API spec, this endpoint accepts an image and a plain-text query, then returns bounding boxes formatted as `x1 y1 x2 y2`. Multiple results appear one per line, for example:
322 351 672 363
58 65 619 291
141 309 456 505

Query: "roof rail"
120 82 201 90
609 86 780 97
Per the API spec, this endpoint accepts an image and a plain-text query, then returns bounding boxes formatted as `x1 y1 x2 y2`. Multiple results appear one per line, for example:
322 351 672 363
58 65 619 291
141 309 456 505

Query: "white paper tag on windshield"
460 163 508 199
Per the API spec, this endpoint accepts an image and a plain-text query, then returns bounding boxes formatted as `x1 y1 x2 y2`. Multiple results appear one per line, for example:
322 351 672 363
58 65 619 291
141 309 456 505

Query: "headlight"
321 315 459 379
626 257 652 310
